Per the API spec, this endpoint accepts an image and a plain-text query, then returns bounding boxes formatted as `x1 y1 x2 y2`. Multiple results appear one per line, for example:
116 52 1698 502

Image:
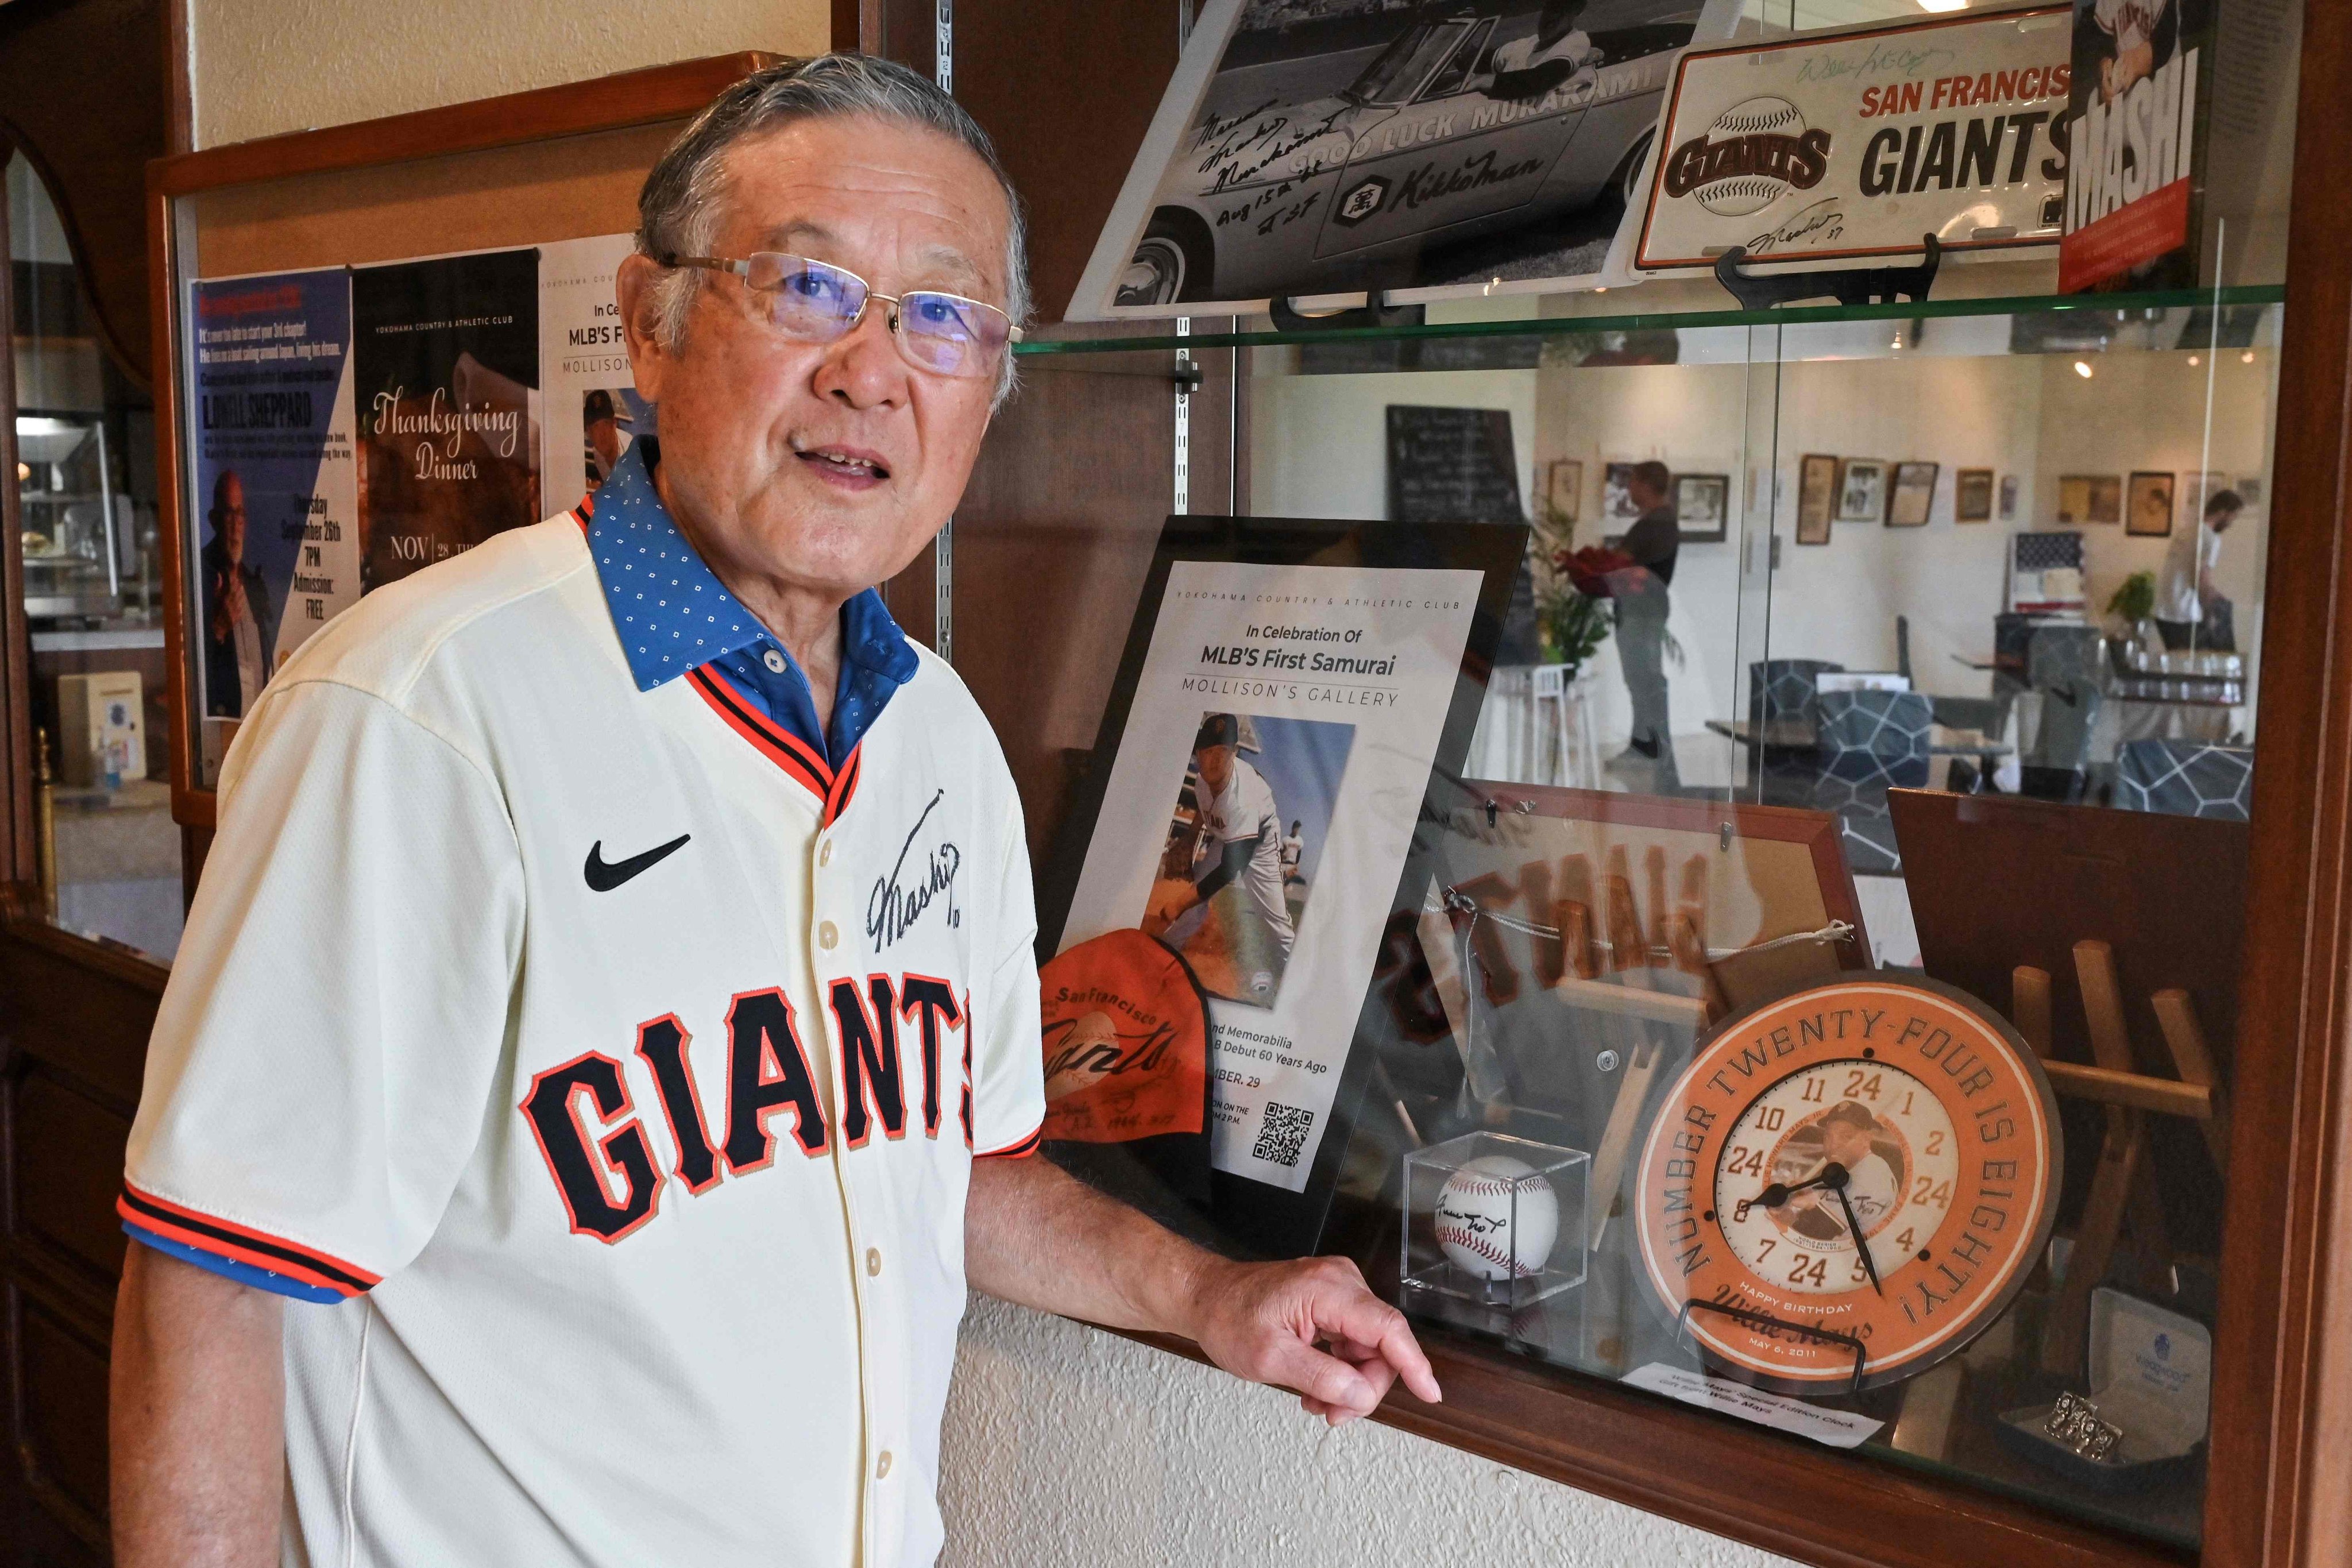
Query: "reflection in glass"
9 152 180 960
1199 272 2277 1550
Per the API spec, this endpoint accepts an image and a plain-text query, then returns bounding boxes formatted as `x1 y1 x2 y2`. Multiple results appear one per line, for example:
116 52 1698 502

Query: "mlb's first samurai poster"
1072 0 1748 316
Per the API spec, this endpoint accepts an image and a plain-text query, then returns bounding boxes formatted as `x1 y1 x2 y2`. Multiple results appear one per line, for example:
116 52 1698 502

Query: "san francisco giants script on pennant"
1635 7 2073 272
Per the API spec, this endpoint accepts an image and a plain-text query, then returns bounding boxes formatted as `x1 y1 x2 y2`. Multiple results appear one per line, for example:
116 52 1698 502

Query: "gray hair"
637 54 1029 401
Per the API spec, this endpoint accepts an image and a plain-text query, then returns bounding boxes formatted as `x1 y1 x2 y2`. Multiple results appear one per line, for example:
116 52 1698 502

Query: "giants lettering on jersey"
521 975 972 1242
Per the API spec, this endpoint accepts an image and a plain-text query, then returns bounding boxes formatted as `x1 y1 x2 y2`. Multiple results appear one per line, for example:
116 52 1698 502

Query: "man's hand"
966 1157 1441 1428
1183 1253 1441 1426
1141 876 1198 937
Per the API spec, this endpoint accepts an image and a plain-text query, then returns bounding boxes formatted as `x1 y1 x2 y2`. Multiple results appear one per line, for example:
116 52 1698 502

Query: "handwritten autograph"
1192 101 1350 192
1745 198 1846 255
1795 41 1956 85
868 789 961 951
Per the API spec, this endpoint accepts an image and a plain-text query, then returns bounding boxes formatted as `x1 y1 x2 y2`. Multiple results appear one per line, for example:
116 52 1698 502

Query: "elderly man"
111 56 1435 1568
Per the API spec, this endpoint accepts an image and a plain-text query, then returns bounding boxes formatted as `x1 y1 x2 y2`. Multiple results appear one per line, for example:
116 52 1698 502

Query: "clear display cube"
1401 1131 1589 1310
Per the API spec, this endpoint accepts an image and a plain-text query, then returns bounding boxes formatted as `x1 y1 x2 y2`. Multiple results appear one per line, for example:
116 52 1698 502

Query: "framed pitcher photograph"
1836 458 1887 524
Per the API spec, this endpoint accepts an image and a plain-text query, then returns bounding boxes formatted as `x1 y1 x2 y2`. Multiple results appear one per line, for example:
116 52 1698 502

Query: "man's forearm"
1189 840 1253 913
965 1156 1442 1422
111 1243 288 1568
964 1154 1210 1335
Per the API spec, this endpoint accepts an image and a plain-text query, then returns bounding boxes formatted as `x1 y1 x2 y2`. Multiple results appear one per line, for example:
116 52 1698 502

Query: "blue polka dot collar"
584 437 918 769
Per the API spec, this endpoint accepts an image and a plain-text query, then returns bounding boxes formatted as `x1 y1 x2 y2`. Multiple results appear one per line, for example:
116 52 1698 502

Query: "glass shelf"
1019 284 2287 359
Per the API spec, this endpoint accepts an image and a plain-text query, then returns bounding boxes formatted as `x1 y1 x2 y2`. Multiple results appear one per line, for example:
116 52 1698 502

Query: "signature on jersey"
869 788 962 949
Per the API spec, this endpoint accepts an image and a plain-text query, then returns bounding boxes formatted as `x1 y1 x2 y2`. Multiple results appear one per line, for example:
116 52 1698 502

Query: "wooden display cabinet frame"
111 12 2352 1568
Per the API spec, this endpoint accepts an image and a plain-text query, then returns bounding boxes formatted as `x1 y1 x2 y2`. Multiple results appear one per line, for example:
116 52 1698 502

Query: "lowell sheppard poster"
1056 558 1482 1191
187 268 358 736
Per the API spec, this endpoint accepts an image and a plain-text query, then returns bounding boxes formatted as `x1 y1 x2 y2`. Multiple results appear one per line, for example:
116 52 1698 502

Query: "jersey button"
763 648 788 674
820 921 839 949
820 839 833 867
875 1450 893 1480
866 1247 882 1277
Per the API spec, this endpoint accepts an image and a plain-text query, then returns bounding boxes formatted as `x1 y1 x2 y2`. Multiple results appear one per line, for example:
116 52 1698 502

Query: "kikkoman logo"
1663 95 1834 217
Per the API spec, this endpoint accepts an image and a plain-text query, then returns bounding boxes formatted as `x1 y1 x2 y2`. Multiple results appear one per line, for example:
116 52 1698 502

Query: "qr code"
1251 1102 1315 1167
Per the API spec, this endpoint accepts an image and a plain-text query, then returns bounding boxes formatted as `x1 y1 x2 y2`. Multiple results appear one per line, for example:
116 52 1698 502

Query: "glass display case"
16 412 123 621
978 0 2301 1538
10 149 177 959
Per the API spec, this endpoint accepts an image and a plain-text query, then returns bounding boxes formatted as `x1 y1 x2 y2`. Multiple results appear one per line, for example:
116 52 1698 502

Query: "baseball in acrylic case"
1404 1131 1589 1310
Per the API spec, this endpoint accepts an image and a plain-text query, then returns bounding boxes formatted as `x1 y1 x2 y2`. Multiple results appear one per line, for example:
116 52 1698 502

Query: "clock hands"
1732 1160 1887 1296
1733 1161 1849 1222
1832 1182 1885 1297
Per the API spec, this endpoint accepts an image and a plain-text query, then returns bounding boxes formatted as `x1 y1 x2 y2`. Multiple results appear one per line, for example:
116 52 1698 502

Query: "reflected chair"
2114 739 2254 820
1749 658 1846 740
1747 658 1845 803
1809 689 1934 875
2017 625 2108 800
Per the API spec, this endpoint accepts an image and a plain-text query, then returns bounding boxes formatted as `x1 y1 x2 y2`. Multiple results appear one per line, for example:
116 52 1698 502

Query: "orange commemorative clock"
1633 975 2062 1393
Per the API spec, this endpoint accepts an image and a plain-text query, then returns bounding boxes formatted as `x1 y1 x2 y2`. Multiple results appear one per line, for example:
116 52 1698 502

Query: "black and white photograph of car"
1085 0 1706 312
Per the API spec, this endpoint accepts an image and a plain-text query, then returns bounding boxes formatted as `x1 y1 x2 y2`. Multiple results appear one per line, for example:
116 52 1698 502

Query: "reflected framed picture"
1956 468 1995 522
2060 474 2122 524
1999 473 2019 520
1675 473 1729 543
2179 469 2227 531
1603 462 1643 529
2128 470 2176 536
1889 461 1938 527
1837 458 1887 523
1797 454 1839 543
1543 459 1582 527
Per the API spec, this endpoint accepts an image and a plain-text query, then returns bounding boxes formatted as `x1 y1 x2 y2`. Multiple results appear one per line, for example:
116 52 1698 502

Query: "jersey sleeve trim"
122 1225 349 1304
975 1122 1044 1160
117 1184 380 1298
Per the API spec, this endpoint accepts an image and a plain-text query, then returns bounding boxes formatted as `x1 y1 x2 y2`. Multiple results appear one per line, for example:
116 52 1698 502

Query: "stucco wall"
181 9 1794 1565
187 0 832 149
943 1296 1792 1568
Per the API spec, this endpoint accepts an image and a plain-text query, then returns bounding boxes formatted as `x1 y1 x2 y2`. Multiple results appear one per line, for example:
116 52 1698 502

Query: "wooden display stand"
2014 941 2233 1377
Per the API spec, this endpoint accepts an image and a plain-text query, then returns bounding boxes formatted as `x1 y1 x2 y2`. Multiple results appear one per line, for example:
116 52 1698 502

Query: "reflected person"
2156 487 2242 652
1607 460 1679 789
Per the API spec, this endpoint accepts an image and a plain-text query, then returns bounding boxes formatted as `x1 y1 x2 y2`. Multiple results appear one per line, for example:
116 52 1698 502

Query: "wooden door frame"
2203 3 2352 1565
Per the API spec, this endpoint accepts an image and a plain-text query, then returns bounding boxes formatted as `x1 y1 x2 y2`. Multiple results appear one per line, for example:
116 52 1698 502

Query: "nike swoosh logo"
584 833 692 892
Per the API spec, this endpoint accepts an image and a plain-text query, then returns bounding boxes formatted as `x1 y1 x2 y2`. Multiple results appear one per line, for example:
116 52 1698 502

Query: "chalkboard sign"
1386 406 1523 524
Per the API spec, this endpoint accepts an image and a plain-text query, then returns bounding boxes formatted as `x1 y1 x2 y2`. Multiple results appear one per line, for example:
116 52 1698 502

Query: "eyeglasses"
661 252 1021 380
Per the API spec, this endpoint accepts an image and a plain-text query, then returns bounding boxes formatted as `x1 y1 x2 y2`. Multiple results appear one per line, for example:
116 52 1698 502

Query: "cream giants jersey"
122 517 1044 1567
1195 756 1295 953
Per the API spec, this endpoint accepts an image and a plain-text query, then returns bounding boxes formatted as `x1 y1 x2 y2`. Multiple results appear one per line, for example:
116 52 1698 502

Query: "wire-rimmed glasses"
661 251 1021 380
